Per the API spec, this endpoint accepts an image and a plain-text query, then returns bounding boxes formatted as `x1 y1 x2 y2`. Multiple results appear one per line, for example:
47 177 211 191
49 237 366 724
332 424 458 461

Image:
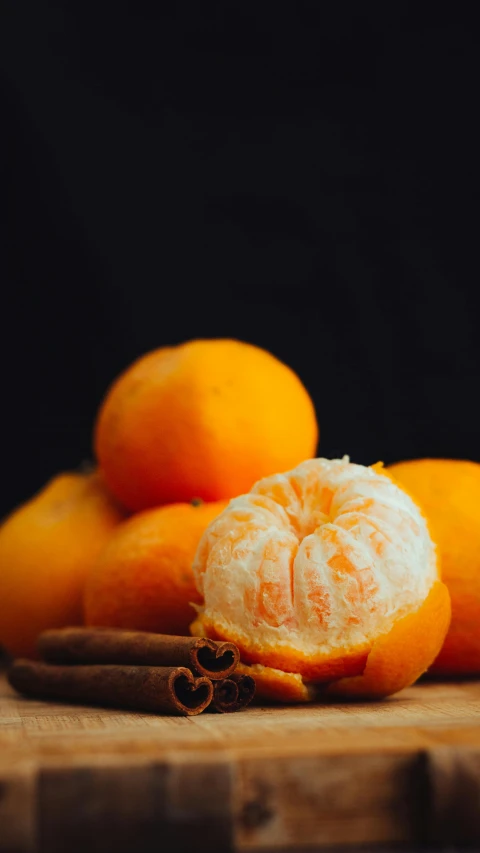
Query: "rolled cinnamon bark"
210 672 256 713
38 628 239 680
8 660 213 715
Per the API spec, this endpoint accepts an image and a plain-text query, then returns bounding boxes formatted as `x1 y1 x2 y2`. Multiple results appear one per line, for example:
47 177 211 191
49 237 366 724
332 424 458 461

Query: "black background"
1 4 478 518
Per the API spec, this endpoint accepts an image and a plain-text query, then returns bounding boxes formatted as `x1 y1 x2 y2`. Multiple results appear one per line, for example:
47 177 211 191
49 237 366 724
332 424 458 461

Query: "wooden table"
1 670 480 852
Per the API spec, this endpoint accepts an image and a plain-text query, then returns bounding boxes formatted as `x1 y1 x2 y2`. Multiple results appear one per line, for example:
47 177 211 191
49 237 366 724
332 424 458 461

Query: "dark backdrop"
1 4 478 517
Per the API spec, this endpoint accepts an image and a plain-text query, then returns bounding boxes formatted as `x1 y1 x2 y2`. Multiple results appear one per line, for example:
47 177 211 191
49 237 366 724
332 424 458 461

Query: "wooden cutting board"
1 669 480 853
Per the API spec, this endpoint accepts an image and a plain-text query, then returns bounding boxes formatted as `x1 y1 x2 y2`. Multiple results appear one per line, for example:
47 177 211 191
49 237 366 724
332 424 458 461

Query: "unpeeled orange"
0 471 125 658
84 499 227 636
192 457 451 701
388 458 480 674
94 339 318 512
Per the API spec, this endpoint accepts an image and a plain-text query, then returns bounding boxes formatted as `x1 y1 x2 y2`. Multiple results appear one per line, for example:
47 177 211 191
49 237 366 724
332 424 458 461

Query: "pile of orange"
0 339 318 661
1 336 478 702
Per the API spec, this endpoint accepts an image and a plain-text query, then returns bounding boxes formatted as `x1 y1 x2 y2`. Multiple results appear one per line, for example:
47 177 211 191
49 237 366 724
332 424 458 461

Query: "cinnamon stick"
210 672 256 713
38 628 239 680
8 659 213 716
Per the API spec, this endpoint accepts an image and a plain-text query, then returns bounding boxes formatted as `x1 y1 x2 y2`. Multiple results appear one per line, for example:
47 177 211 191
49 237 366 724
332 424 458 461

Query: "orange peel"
235 662 311 703
325 581 450 698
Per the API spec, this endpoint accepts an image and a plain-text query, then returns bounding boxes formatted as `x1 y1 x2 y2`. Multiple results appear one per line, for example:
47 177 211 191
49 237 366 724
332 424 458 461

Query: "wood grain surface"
1 670 480 852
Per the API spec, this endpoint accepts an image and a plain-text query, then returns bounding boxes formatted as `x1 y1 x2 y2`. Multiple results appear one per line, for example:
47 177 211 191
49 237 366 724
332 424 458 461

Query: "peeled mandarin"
192 457 451 701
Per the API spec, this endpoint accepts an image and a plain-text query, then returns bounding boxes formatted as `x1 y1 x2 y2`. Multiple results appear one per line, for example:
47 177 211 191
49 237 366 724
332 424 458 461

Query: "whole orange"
0 471 125 658
94 338 318 511
84 499 227 636
388 458 480 674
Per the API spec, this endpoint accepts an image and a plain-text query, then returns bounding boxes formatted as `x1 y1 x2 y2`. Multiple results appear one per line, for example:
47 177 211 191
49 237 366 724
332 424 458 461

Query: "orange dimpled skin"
94 339 318 511
388 458 480 674
0 472 125 658
192 457 451 702
84 500 227 636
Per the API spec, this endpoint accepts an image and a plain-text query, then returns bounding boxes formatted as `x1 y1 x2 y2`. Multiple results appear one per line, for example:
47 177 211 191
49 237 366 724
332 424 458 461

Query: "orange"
0 471 125 658
84 499 227 636
192 457 451 701
94 338 318 512
388 458 480 674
